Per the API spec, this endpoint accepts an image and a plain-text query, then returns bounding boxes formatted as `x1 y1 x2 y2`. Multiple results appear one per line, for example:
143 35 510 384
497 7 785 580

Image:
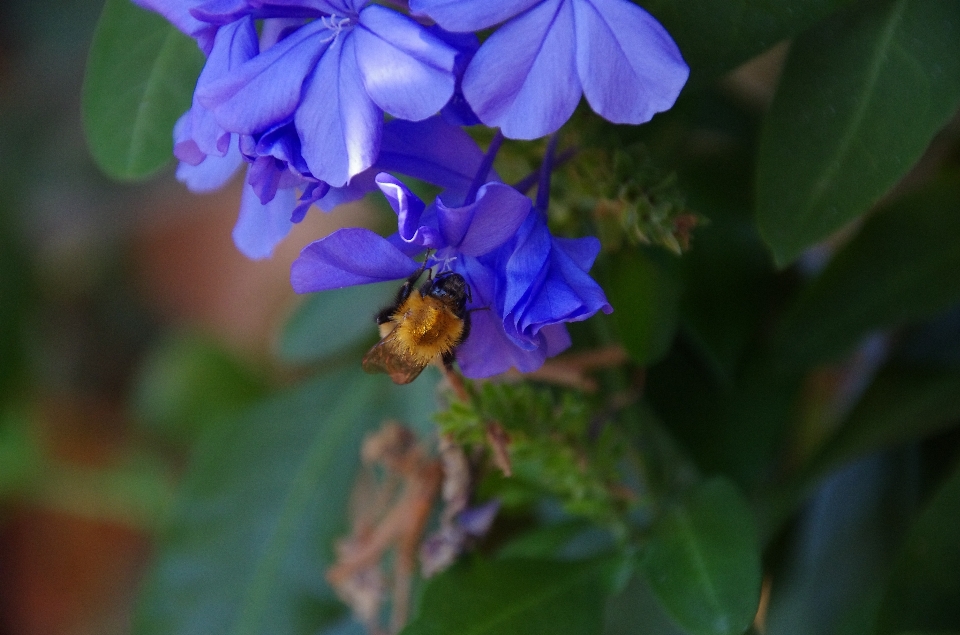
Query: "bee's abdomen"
392 295 465 364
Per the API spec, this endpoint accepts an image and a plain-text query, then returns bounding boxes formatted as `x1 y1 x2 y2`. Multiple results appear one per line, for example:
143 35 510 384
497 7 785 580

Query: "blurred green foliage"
0 0 957 634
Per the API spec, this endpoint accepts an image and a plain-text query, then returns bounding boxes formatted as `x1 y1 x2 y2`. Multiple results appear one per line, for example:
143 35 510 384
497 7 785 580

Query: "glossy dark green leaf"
278 282 396 364
641 0 852 89
646 347 801 492
639 478 761 635
773 177 960 368
82 0 204 180
402 558 610 635
805 364 960 479
876 462 960 633
133 368 438 635
678 168 775 382
763 455 914 635
604 572 687 635
756 0 960 265
604 248 682 366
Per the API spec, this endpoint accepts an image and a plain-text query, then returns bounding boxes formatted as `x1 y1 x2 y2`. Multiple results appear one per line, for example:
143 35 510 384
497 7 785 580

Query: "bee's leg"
458 312 472 344
441 350 456 369
374 306 395 325
418 266 437 297
377 266 426 325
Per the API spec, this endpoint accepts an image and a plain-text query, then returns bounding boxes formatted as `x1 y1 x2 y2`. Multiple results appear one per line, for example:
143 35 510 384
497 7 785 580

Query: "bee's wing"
361 330 428 385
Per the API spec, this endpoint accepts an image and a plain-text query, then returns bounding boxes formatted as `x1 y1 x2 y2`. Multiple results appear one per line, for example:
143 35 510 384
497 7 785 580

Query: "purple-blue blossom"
290 170 612 378
190 0 459 187
410 0 689 139
138 0 463 256
138 0 687 267
177 110 492 259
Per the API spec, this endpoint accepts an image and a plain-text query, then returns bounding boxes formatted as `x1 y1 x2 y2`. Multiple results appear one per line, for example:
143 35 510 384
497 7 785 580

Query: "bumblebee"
362 267 471 384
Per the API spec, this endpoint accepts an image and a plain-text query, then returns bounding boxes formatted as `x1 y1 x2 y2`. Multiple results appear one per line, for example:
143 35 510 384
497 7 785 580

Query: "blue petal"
181 16 258 153
409 0 541 32
173 101 230 165
191 0 347 23
291 228 419 292
296 33 381 186
428 27 482 127
378 117 491 195
315 170 377 212
502 213 551 315
198 19 333 134
194 16 259 103
499 212 611 344
190 0 250 23
541 323 572 356
233 180 297 259
255 121 310 175
259 17 309 49
451 259 546 376
247 156 287 204
291 180 330 222
457 306 547 376
554 235 600 271
512 234 612 334
354 5 456 121
375 174 445 249
457 500 500 536
436 183 531 256
462 0 581 139
132 0 218 52
175 134 243 192
573 0 688 124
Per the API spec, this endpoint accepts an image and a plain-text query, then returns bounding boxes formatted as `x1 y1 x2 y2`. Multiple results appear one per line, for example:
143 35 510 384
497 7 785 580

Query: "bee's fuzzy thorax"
389 292 465 366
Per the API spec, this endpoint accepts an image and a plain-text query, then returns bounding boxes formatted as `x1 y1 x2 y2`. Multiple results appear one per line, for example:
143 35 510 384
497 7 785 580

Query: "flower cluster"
136 0 688 377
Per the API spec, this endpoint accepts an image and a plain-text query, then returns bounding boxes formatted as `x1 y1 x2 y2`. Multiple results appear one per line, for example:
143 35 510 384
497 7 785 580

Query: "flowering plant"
132 0 687 378
69 0 960 633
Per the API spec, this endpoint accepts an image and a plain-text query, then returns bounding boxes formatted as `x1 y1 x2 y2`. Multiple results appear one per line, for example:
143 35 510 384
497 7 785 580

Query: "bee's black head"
424 273 470 311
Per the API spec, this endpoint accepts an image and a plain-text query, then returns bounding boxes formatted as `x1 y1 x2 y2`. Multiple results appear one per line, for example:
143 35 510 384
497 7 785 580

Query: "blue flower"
290 173 611 377
188 0 459 186
176 62 489 262
410 0 689 139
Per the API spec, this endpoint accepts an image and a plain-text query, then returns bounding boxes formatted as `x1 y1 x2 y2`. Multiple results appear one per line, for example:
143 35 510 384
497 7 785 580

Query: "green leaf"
604 572 687 635
646 348 801 492
604 247 682 366
761 456 913 635
0 410 42 499
756 0 960 265
277 282 396 364
82 0 204 180
876 462 960 633
133 332 269 443
772 177 960 368
496 520 596 560
401 558 610 635
641 0 853 89
805 364 960 479
639 478 761 635
678 169 775 382
132 368 438 635
755 360 960 541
